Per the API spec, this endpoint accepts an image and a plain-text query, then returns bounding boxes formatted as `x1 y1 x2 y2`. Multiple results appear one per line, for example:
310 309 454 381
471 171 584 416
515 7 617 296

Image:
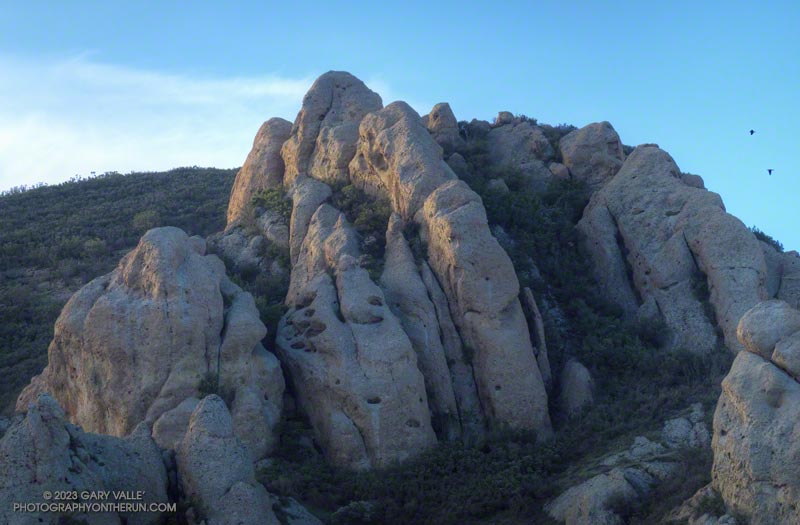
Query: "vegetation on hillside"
0 167 236 413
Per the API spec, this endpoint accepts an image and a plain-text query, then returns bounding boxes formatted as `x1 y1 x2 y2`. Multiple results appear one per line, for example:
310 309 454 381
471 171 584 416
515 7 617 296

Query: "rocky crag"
6 70 800 523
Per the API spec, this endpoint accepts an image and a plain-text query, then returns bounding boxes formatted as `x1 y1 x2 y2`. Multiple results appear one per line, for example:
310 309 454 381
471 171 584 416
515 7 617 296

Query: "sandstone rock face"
227 118 292 225
1 394 168 525
419 180 551 434
276 206 436 469
281 71 382 189
559 121 625 190
735 299 800 359
761 242 800 308
486 119 554 192
350 101 457 220
17 227 284 460
711 300 800 524
240 71 552 467
177 395 279 525
380 213 461 439
577 144 767 353
421 102 464 153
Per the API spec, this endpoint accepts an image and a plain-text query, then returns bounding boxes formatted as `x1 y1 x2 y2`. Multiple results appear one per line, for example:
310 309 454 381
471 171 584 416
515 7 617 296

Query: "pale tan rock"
17 227 284 460
712 351 800 525
546 468 637 525
281 71 382 188
420 261 485 441
772 330 800 380
277 207 436 469
736 299 800 358
578 145 767 353
558 360 594 417
177 395 279 525
421 102 464 153
289 175 332 265
1 394 168 525
419 180 551 435
681 172 706 189
778 251 800 308
486 120 554 192
349 101 457 220
560 121 625 190
227 118 292 225
380 213 460 439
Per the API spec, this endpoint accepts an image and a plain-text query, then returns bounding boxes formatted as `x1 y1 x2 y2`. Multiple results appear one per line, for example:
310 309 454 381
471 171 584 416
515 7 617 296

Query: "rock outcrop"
547 404 710 525
711 300 800 524
421 102 464 153
558 360 594 418
17 227 284 460
227 117 293 226
1 394 169 525
577 144 767 353
177 395 279 525
260 71 551 466
559 121 625 190
486 116 554 192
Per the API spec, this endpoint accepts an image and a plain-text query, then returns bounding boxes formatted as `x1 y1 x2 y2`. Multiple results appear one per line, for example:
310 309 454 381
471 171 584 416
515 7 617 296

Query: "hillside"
2 72 799 525
0 167 236 413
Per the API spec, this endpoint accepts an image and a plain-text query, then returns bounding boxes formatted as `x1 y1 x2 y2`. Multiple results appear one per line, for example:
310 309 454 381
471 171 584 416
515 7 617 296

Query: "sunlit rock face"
17 227 284 461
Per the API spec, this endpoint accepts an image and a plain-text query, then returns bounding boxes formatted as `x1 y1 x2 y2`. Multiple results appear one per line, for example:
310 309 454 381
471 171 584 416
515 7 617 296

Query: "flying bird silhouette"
768 169 773 175
750 129 755 135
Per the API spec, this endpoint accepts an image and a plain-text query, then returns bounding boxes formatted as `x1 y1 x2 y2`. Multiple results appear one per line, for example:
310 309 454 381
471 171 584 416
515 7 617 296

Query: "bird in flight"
750 129 755 135
768 169 773 175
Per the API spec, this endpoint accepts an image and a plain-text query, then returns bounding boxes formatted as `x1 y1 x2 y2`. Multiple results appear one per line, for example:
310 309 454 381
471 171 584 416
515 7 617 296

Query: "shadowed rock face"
712 300 800 525
177 395 280 525
1 394 169 525
17 227 284 460
577 144 767 353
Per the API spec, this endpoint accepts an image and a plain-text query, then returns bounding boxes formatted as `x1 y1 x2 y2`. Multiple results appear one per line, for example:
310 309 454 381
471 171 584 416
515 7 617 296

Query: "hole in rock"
367 397 381 404
305 320 327 337
291 342 305 350
405 419 421 428
304 309 315 317
368 296 383 306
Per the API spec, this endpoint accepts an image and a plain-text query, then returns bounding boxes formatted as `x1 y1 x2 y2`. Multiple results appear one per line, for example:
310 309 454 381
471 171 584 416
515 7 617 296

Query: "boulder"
577 145 767 353
17 227 284 460
772 330 800 380
227 117 292 225
558 360 594 417
1 394 169 525
559 121 625 190
177 395 279 525
281 71 382 188
736 299 800 358
421 102 464 153
486 119 554 192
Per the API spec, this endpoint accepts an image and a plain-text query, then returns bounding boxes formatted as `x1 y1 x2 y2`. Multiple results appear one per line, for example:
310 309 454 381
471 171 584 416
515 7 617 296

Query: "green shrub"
750 225 784 252
252 188 292 223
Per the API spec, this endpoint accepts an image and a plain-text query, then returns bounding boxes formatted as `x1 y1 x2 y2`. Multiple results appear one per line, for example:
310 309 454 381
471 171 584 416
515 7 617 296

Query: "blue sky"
1 1 797 250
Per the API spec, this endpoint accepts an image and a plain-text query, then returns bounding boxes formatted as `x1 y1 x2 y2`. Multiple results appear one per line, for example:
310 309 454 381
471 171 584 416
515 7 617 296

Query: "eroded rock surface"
486 118 554 192
577 144 767 353
421 102 464 153
227 117 293 225
177 395 279 525
1 394 168 525
711 300 800 524
559 121 625 190
17 227 284 460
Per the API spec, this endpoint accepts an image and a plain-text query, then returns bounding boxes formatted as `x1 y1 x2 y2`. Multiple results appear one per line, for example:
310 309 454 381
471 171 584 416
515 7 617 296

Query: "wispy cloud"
0 55 312 191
